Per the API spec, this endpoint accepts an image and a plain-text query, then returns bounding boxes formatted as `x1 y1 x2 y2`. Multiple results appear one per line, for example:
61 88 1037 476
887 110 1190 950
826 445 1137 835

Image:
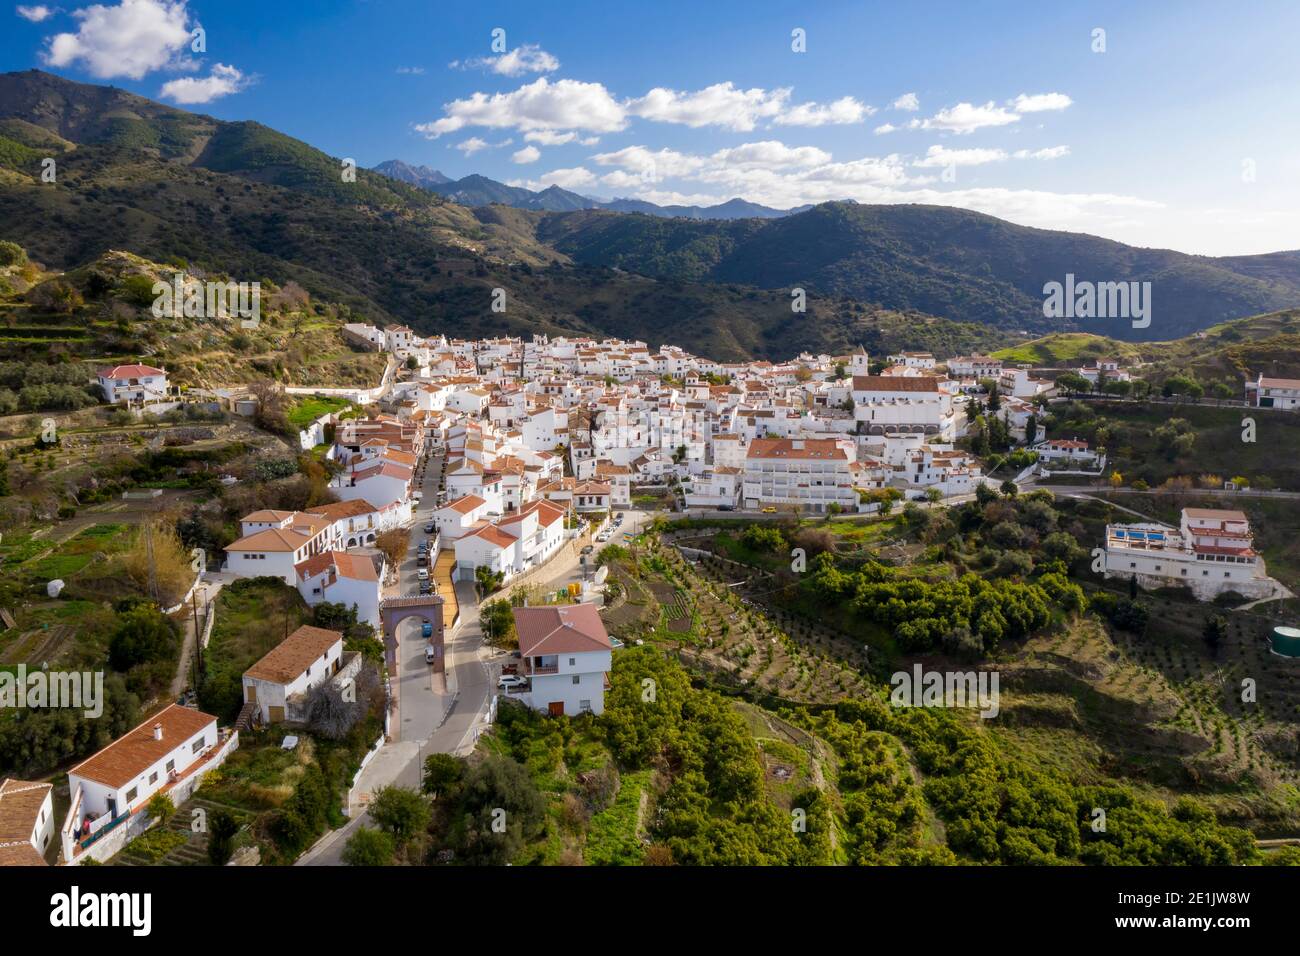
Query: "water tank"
1271 626 1300 659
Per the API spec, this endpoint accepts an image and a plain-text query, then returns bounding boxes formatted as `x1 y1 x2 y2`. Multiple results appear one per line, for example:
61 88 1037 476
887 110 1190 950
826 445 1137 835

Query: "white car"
417 568 429 580
424 646 437 664
497 674 526 690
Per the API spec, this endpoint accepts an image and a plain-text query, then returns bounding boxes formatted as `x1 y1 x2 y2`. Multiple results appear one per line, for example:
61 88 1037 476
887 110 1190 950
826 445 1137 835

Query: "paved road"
296 577 493 866
297 449 496 867
1033 483 1300 500
388 446 449 743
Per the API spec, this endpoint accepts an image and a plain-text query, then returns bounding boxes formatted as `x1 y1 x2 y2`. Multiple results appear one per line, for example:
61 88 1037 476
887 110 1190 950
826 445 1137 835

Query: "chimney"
153 723 163 741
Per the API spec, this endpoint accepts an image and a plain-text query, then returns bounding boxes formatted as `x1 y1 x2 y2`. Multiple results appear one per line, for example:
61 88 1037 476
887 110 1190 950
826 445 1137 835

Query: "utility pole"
144 523 158 603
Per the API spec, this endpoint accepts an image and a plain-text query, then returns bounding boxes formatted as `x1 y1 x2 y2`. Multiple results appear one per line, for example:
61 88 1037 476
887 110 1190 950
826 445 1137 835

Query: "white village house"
96 363 169 405
0 778 55 866
64 704 233 861
242 625 350 725
510 604 613 716
1102 508 1279 601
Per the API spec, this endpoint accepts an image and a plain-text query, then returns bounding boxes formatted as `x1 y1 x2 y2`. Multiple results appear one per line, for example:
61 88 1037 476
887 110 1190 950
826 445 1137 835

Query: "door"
268 705 285 723
547 701 565 717
246 684 258 704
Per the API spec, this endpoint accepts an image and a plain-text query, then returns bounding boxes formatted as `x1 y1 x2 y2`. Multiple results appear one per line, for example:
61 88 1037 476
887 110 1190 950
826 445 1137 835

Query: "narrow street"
297 444 493 866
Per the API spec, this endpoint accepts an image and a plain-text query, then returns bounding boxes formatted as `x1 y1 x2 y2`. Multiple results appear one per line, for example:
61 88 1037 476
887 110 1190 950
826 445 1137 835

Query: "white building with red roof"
241 625 347 725
295 551 384 628
63 704 232 862
509 604 613 716
1103 508 1280 601
1246 374 1300 410
743 437 858 513
0 778 55 866
434 494 492 541
96 363 169 405
224 511 332 584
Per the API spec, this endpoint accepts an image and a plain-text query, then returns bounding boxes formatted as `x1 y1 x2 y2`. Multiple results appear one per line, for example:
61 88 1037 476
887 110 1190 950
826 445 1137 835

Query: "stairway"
234 700 258 732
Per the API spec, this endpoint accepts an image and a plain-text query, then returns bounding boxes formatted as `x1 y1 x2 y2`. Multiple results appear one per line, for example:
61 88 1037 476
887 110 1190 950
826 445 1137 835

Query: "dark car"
424 522 435 533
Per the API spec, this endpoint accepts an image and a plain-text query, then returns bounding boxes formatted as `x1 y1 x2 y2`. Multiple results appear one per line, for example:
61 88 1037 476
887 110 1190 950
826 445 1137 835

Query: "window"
192 739 204 754
572 675 580 685
165 760 175 774
579 700 592 712
568 657 576 666
148 772 158 785
125 787 138 803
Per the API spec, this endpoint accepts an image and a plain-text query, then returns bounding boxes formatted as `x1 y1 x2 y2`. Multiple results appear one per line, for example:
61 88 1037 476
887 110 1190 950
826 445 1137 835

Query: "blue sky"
4 0 1299 255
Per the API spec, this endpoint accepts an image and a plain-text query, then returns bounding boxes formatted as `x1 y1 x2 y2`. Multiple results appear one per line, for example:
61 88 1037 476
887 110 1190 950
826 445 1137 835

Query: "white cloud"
1011 92 1072 113
16 4 53 22
396 66 425 75
710 141 831 169
1013 145 1070 160
591 145 705 178
599 170 646 190
563 136 1147 236
415 77 626 138
800 156 911 188
42 0 196 80
874 123 898 135
892 92 919 111
920 101 1021 134
522 167 596 190
524 130 575 145
457 44 560 77
628 82 790 131
774 95 874 127
159 62 250 104
455 137 489 156
914 145 1007 168
512 145 541 164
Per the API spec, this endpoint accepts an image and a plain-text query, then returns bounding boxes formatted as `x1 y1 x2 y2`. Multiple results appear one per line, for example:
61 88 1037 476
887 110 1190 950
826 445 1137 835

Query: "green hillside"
538 202 1300 341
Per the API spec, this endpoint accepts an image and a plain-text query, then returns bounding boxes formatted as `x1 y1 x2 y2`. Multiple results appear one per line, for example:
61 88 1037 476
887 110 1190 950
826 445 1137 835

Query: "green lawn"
286 395 355 429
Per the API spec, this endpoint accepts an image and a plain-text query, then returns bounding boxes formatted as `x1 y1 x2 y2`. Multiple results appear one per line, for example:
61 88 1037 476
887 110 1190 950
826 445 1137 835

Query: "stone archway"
380 595 447 674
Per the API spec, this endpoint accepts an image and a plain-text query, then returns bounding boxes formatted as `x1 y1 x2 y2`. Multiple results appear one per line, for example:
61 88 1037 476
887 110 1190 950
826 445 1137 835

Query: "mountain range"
0 69 1297 355
371 160 795 219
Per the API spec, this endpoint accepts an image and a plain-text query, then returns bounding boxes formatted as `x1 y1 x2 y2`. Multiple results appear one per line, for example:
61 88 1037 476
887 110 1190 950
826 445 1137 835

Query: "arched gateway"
380 594 447 673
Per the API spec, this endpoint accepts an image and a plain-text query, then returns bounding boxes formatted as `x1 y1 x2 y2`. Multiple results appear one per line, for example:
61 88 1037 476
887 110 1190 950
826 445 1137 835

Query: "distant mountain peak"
371 159 452 187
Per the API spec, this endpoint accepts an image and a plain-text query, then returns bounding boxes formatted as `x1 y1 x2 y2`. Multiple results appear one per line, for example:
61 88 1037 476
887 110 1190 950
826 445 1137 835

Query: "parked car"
421 621 433 638
424 522 435 533
761 507 777 513
498 674 527 690
417 555 427 567
580 544 594 555
425 645 437 664
417 568 429 580
616 512 626 520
